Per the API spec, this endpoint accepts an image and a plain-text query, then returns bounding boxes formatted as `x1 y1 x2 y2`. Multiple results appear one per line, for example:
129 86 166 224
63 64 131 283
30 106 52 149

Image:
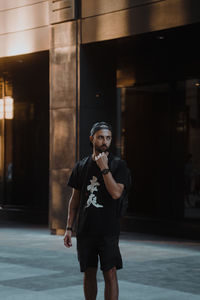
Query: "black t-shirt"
68 154 129 237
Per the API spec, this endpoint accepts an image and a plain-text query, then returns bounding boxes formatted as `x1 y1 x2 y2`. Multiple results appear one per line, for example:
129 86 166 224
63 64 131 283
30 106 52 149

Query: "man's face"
90 129 112 153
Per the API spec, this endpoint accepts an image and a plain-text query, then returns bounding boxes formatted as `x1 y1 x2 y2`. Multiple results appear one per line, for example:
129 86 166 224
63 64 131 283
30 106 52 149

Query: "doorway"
0 51 49 224
121 83 186 220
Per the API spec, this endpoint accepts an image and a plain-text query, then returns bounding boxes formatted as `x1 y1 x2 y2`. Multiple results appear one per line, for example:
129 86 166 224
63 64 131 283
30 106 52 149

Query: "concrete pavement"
0 223 200 299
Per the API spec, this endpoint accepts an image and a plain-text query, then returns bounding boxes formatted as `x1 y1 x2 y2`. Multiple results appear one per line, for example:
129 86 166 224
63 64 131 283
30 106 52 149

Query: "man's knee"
103 267 117 283
84 267 97 281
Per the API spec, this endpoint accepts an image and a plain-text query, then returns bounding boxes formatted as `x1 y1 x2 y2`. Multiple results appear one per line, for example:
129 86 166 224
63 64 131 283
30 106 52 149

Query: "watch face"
102 169 110 175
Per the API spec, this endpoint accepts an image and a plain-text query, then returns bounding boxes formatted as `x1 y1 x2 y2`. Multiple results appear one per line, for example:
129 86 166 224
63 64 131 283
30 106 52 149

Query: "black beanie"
90 122 112 136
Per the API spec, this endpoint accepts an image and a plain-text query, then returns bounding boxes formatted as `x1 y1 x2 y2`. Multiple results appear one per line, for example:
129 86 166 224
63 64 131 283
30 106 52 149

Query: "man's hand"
95 152 109 170
95 152 124 199
64 230 72 248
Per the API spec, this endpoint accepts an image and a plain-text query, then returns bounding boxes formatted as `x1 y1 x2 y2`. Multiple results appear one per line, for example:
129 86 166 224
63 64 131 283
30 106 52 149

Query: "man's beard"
95 144 109 153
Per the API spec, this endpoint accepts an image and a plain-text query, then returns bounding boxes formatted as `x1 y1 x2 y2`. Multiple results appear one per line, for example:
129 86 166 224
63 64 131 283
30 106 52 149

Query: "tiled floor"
0 224 200 299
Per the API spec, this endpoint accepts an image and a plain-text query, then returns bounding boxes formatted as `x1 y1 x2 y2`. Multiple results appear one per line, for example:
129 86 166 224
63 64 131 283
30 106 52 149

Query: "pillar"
49 21 78 235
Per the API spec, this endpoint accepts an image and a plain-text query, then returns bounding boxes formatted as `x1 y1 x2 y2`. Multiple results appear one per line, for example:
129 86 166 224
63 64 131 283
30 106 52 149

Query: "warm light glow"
5 96 14 119
0 97 14 119
0 99 3 119
0 1 49 57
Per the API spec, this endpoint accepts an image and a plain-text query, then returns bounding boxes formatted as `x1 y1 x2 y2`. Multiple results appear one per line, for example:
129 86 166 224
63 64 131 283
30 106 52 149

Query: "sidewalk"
0 223 200 299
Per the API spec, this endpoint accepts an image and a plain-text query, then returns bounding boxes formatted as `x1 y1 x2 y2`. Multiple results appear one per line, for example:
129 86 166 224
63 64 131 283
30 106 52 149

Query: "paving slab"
0 223 200 299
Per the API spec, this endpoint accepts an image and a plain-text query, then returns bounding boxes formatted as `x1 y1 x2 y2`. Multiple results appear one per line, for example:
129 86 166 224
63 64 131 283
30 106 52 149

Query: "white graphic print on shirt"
85 176 103 208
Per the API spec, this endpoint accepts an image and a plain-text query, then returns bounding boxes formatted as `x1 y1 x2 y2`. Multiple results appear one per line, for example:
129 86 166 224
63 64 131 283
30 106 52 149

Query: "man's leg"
103 267 119 300
84 267 98 300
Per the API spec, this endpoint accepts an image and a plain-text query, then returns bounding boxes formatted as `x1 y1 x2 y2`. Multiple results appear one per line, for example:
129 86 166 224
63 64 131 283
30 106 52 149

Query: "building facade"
1 0 200 238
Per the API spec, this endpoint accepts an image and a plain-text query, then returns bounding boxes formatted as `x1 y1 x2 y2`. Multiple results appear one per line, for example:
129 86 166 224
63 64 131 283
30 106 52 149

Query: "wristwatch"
101 168 110 175
66 227 72 231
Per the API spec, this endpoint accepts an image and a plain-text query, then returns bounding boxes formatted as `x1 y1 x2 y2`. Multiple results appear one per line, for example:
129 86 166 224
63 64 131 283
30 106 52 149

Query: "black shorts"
76 235 122 272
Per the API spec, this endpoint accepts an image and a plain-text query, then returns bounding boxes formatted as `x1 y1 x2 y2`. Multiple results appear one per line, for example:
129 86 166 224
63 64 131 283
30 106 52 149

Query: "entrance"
121 84 175 218
0 51 49 224
0 78 14 206
121 81 200 221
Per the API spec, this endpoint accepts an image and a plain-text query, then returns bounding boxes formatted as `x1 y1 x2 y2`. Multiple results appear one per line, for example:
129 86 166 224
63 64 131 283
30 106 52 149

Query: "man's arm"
64 188 80 248
102 172 124 199
95 153 124 200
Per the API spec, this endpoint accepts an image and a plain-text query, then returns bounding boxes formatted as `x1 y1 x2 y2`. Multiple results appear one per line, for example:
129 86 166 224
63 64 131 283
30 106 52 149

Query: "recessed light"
156 36 165 40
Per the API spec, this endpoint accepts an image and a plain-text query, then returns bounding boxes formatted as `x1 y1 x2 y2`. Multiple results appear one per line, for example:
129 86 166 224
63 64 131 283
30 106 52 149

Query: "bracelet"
66 227 73 231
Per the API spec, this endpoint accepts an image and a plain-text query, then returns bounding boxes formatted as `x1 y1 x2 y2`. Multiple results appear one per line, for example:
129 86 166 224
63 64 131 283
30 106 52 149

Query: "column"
49 21 78 235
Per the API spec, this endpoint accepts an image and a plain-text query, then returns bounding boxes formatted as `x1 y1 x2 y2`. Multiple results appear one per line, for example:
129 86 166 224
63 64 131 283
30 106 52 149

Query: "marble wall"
49 21 78 234
81 0 200 44
0 0 49 57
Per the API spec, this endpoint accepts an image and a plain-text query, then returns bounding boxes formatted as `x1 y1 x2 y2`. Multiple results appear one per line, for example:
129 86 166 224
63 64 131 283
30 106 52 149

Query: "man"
64 121 129 300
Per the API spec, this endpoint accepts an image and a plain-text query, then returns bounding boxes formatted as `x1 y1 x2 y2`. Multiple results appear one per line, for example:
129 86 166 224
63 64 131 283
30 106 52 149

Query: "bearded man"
64 121 129 300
